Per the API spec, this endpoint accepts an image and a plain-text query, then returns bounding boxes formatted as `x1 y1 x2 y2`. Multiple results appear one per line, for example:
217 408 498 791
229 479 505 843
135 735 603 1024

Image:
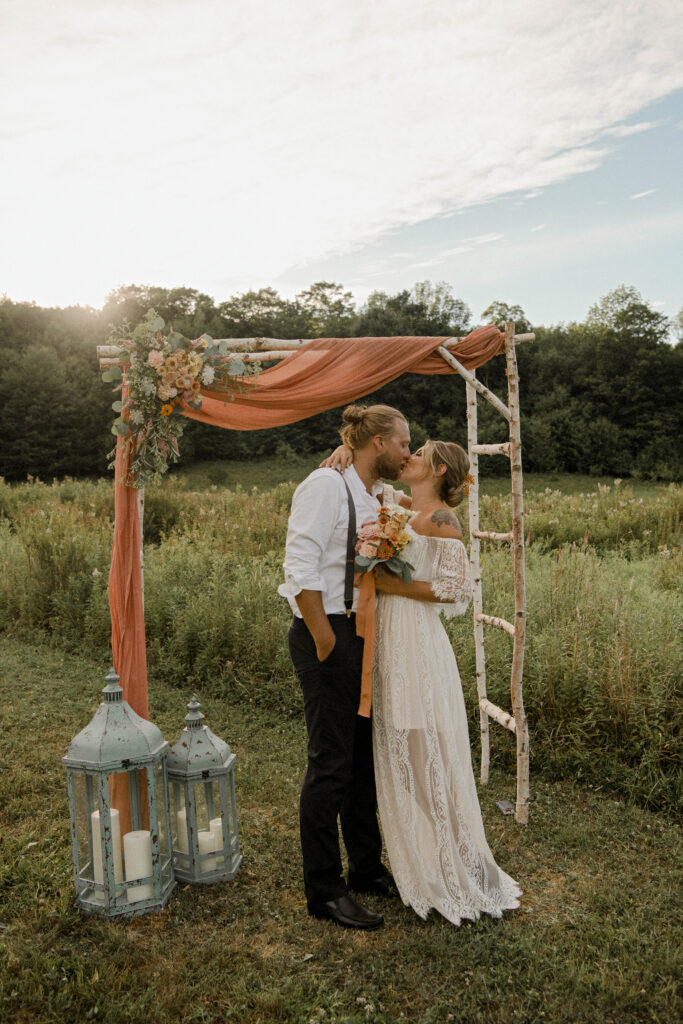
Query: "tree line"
0 282 681 481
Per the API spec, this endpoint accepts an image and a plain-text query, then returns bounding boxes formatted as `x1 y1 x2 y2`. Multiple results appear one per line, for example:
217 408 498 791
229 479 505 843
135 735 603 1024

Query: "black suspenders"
339 473 356 617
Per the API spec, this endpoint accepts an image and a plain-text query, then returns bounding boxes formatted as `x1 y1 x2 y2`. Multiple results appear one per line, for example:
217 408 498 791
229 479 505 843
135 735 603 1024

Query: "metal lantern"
167 697 241 883
62 669 176 917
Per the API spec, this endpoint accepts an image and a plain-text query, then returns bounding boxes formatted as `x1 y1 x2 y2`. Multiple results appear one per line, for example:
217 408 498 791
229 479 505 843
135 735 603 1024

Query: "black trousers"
289 613 384 903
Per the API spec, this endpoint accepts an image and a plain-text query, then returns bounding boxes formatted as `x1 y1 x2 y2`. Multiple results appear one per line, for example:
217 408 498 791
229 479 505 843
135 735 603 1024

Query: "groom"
279 404 411 929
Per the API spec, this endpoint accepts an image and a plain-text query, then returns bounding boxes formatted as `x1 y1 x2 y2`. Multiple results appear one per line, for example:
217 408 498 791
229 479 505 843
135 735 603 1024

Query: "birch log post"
504 322 530 824
465 379 490 785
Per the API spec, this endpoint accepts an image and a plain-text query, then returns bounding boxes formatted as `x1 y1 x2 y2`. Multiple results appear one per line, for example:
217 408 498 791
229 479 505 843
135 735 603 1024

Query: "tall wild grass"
0 473 680 814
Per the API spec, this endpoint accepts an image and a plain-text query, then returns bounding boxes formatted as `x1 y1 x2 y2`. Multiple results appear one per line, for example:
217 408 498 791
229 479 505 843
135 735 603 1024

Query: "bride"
327 439 521 925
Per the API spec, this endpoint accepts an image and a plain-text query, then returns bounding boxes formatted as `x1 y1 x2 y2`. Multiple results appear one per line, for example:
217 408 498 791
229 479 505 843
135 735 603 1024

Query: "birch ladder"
437 323 532 823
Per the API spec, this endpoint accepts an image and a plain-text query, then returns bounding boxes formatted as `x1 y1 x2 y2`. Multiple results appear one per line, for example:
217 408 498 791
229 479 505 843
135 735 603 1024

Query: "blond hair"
340 404 407 450
422 440 470 507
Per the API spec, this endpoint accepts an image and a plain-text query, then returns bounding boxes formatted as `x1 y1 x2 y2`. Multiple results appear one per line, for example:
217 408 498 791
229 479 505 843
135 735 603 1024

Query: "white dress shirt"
278 466 391 617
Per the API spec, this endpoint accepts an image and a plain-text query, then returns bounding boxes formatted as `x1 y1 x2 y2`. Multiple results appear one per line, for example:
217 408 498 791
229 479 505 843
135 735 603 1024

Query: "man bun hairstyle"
423 439 470 508
340 404 407 450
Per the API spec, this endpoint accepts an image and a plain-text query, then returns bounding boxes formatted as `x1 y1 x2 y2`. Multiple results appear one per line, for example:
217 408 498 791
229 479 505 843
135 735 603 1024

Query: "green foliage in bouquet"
103 310 259 487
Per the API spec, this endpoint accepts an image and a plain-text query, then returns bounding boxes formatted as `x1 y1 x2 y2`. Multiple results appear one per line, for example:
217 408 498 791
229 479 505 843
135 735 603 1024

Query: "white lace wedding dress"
372 523 522 924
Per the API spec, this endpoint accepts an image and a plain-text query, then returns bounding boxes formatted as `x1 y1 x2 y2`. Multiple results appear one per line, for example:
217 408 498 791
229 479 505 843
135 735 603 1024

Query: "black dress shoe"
348 870 399 898
307 894 384 930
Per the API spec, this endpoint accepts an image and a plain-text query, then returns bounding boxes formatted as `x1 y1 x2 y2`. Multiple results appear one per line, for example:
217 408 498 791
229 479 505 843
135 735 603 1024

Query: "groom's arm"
283 472 341 661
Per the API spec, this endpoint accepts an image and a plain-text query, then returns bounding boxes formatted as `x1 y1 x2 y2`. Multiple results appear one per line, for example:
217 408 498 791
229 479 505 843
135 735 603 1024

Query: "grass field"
0 636 680 1024
0 464 680 1022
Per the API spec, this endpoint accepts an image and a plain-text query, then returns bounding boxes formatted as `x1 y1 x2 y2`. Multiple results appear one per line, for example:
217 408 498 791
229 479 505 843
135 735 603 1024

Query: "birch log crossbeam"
471 530 514 542
471 442 511 457
476 613 516 637
97 332 535 370
480 698 516 733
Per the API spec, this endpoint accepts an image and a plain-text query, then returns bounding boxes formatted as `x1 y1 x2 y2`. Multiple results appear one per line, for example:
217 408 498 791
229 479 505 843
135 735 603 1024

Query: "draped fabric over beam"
109 327 505 719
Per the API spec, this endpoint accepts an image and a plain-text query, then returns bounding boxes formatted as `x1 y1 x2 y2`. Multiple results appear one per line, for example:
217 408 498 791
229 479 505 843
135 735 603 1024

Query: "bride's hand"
319 444 353 471
373 570 406 595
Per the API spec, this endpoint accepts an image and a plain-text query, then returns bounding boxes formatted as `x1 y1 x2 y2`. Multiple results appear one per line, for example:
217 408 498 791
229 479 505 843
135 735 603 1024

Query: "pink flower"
148 350 164 368
357 523 380 542
358 540 378 558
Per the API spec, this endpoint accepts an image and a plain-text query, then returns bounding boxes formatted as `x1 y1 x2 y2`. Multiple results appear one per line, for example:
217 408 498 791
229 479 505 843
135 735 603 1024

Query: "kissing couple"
278 403 521 929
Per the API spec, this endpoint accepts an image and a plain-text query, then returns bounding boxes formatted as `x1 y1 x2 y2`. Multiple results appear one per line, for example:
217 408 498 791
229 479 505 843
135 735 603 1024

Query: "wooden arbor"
98 324 533 822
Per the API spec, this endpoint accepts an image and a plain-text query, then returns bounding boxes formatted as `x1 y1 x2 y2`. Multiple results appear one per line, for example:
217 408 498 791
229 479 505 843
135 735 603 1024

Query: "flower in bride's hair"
462 472 475 495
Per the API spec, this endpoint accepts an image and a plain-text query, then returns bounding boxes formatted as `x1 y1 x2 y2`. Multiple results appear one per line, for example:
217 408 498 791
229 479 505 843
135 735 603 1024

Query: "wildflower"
202 365 216 386
92 568 101 577
191 380 201 392
160 404 173 416
165 356 179 371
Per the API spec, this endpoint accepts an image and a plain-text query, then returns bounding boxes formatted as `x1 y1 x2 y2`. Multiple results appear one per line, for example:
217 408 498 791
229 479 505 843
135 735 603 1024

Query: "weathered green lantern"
167 697 241 883
62 669 176 917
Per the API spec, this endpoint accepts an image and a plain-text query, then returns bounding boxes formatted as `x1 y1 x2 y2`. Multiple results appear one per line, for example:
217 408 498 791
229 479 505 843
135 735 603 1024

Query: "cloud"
630 190 657 199
530 225 546 232
1 0 683 305
604 120 661 138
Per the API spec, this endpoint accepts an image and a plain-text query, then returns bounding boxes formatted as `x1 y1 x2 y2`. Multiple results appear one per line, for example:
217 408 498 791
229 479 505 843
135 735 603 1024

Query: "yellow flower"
165 356 178 371
160 404 173 416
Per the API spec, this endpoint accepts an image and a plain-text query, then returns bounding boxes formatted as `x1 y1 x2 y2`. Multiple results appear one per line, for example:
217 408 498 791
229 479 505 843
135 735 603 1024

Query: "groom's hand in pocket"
315 631 337 663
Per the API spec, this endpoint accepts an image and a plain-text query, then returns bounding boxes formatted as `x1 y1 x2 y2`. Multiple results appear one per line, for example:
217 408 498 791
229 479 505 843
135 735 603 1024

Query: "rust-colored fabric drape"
182 327 504 431
109 326 504 721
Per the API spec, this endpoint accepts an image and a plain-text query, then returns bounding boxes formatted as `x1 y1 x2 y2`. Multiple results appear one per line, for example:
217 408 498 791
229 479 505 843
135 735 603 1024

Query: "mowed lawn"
0 636 680 1024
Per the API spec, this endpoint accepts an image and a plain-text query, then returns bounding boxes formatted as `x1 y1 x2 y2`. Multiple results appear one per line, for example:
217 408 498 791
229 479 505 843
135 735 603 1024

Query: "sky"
1 0 682 326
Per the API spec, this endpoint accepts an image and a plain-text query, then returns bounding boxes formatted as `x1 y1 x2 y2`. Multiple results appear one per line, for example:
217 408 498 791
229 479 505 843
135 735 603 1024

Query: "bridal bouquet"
355 505 414 583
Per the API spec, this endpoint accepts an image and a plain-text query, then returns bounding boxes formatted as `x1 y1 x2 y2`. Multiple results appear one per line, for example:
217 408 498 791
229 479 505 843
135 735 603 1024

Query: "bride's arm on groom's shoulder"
319 444 353 471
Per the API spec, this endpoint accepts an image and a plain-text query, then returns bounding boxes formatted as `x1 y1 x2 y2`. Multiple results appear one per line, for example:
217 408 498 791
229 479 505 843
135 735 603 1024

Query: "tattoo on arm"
431 510 461 530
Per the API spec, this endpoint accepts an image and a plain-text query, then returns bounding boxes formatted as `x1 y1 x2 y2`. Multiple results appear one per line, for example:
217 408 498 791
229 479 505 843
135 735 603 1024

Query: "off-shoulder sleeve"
430 539 472 618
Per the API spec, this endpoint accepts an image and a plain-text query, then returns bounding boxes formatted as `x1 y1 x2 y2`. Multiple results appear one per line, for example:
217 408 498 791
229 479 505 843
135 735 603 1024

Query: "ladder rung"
471 442 511 456
480 697 516 732
476 613 516 636
472 530 514 542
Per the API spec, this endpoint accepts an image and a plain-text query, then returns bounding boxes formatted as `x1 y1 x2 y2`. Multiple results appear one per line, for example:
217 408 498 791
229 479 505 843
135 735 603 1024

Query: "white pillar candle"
198 829 216 873
176 808 189 854
124 830 153 902
210 816 224 866
209 816 223 851
91 808 123 886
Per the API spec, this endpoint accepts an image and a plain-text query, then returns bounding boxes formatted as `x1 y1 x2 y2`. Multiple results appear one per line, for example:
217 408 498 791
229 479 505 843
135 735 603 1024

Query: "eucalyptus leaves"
103 310 255 487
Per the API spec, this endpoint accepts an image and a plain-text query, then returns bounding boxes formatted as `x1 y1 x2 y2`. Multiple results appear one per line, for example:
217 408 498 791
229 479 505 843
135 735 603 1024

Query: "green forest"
1 281 681 481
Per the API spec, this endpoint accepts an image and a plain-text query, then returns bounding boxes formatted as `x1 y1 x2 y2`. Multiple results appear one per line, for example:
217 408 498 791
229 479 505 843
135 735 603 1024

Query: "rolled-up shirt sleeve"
279 473 343 599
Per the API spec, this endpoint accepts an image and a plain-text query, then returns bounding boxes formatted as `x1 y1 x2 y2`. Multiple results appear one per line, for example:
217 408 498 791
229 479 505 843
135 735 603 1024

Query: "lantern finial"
185 696 205 729
103 668 123 703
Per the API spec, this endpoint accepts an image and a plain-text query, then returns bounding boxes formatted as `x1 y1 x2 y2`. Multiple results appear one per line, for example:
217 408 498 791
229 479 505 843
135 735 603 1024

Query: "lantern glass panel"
154 763 170 861
72 773 92 877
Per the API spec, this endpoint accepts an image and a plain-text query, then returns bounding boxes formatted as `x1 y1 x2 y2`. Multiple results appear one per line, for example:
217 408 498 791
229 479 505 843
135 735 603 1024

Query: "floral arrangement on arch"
102 309 259 487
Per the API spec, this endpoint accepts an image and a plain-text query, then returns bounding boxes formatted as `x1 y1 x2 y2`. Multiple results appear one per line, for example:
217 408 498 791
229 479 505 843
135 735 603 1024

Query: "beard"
374 452 406 480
